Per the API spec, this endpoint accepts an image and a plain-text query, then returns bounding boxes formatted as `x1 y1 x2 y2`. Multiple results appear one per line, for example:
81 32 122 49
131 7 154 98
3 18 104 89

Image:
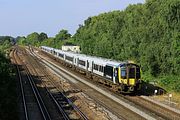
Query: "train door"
113 67 118 84
86 60 89 71
74 58 77 66
90 61 93 72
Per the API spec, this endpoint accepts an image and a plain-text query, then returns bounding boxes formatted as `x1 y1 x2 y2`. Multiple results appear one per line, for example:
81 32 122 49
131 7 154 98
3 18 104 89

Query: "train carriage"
40 46 141 92
54 49 65 60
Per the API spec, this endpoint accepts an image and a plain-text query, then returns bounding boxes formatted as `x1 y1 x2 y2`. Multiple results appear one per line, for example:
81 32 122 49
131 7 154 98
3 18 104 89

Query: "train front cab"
118 63 141 92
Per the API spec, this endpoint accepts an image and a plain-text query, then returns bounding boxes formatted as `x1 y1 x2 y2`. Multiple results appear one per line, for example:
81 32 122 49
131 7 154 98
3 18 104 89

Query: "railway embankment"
0 48 18 120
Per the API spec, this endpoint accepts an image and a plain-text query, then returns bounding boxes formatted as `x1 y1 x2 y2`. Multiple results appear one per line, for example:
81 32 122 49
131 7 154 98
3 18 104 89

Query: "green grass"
142 72 180 93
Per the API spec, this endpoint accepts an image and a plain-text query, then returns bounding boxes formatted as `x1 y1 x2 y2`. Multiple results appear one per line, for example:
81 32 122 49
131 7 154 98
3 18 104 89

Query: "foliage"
0 40 18 119
17 30 72 48
73 0 180 92
39 29 73 49
0 36 14 51
16 32 48 47
16 36 26 45
55 29 71 41
159 76 180 92
39 32 48 42
26 32 40 46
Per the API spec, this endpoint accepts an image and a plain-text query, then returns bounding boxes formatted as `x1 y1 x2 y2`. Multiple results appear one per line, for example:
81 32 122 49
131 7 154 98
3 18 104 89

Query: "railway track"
21 46 88 120
12 48 51 120
32 46 180 120
87 72 180 119
125 95 180 120
12 49 28 120
30 47 150 119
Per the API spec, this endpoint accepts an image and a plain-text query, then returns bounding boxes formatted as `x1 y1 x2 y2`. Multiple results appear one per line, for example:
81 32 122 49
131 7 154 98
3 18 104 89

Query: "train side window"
99 66 101 72
66 56 73 62
78 59 85 66
121 68 126 79
99 66 103 72
58 53 64 58
104 65 113 79
93 64 98 70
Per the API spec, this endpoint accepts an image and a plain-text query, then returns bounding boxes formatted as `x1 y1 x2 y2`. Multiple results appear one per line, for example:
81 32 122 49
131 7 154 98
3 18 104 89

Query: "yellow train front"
118 63 141 92
104 62 141 92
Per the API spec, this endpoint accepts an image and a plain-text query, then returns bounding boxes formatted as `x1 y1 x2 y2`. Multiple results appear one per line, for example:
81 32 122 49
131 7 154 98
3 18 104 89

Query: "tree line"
17 29 72 48
73 0 180 92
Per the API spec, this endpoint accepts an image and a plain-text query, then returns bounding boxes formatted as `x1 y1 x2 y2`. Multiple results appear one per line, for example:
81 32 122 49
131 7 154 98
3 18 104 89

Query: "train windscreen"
121 64 141 79
129 65 140 79
129 68 135 78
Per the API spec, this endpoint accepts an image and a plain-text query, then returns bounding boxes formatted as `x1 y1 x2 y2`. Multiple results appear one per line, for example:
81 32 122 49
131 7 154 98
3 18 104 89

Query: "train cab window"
129 68 135 78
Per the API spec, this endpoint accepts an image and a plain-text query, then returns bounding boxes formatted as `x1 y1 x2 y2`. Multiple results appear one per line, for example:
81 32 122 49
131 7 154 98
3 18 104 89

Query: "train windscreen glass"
129 68 135 78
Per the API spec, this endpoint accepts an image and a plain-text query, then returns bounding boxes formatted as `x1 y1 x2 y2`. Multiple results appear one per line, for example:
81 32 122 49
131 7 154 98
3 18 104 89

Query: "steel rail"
25 66 51 120
39 47 180 120
13 49 29 120
27 47 70 120
15 47 51 120
29 47 88 120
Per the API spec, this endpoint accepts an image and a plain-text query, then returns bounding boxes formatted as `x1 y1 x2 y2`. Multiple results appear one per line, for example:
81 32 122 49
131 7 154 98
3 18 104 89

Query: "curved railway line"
12 48 51 120
32 46 180 120
11 45 180 120
27 47 88 120
12 49 28 120
30 47 152 119
13 46 89 120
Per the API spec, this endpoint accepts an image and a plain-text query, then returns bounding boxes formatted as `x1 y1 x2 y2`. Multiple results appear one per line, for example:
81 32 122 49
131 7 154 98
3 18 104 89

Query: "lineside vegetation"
0 36 18 120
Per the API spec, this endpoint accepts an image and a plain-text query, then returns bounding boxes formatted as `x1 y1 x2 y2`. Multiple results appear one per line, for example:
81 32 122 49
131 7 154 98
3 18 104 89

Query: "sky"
0 0 145 37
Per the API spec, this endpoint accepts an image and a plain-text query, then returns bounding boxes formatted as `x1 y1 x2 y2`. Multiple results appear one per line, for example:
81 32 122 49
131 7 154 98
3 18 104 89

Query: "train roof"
41 46 130 67
75 53 126 67
54 48 64 54
41 46 54 50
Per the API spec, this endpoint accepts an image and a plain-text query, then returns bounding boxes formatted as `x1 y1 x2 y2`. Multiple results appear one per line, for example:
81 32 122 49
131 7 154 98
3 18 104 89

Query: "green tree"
26 32 40 46
55 29 71 41
39 32 48 42
16 36 26 45
72 0 180 91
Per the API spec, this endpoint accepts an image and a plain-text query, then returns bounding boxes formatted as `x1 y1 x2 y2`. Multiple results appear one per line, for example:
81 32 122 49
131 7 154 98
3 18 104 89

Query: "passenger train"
41 46 141 92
